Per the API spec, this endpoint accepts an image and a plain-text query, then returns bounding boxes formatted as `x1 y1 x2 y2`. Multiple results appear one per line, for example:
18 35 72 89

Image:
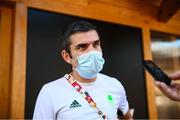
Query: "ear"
61 50 71 64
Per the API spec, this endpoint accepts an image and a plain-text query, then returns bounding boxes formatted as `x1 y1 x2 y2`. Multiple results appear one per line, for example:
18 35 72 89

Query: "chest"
53 86 120 120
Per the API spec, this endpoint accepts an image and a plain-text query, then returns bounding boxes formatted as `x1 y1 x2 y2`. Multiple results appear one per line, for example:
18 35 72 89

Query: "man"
33 21 132 119
156 71 180 101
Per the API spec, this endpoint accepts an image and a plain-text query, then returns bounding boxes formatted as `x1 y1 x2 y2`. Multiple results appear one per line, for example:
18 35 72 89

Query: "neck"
71 71 96 83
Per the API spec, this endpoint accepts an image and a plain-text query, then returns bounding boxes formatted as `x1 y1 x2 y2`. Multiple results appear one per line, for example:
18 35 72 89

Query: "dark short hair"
61 21 97 56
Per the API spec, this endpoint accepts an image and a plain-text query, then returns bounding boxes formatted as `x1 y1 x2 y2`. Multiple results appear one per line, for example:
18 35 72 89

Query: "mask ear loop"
71 57 78 64
71 56 79 70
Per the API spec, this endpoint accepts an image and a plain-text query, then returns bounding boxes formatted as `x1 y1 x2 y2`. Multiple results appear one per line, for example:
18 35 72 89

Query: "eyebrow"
93 40 100 44
75 43 88 49
75 40 100 48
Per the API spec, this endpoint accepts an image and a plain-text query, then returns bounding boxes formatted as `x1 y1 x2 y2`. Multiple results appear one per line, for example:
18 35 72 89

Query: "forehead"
69 30 99 45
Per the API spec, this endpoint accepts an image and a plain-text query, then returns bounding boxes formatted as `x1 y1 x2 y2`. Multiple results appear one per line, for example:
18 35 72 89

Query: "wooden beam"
159 0 180 22
142 27 158 119
0 0 20 6
0 6 13 119
9 2 27 118
0 0 23 2
24 0 180 35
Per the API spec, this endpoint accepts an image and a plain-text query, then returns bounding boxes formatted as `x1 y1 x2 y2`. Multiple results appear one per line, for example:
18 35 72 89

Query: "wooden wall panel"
9 2 27 119
0 7 13 118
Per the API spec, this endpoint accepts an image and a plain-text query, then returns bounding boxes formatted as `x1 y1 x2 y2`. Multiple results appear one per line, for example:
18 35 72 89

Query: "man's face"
61 30 102 68
70 30 102 59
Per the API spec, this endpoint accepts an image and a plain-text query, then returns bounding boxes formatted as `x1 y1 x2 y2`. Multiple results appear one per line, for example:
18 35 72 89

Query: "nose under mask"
72 51 105 79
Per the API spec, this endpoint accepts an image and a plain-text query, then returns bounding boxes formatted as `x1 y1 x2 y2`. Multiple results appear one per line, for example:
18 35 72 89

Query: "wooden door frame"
1 0 180 119
0 1 27 118
0 5 13 119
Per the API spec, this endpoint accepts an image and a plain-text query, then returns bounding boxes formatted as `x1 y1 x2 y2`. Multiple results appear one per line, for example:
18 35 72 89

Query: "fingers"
171 83 180 89
155 81 172 98
155 81 169 92
155 81 180 101
168 71 180 80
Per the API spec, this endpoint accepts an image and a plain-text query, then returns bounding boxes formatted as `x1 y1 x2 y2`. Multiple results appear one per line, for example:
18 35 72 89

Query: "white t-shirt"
33 73 129 120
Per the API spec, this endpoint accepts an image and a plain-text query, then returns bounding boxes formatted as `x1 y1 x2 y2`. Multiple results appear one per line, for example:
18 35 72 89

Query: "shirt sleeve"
33 85 55 120
118 82 129 115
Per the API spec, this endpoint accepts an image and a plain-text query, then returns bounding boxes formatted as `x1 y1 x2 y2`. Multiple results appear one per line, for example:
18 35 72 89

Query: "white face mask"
72 51 105 79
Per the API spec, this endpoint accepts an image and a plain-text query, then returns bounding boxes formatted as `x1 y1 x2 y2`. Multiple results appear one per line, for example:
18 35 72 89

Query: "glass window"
151 31 180 119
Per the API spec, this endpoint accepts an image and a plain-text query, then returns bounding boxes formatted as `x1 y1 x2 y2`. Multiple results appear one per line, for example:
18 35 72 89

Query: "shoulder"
40 76 69 94
98 73 122 85
97 73 124 90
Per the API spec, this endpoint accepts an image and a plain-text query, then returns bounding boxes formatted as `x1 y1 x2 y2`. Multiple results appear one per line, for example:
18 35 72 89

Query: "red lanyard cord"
64 74 108 120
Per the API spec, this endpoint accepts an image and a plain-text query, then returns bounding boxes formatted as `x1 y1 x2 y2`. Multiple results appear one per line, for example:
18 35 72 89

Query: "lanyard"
64 74 108 120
